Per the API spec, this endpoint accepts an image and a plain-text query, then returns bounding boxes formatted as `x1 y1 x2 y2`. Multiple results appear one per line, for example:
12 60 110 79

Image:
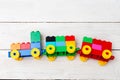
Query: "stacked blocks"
8 31 42 60
78 36 115 66
30 31 43 58
65 35 76 56
31 31 41 42
19 42 31 57
56 36 66 56
45 35 77 61
46 36 56 57
9 42 31 61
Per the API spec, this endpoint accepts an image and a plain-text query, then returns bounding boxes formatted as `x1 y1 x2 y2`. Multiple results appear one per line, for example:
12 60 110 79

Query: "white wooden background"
0 0 120 79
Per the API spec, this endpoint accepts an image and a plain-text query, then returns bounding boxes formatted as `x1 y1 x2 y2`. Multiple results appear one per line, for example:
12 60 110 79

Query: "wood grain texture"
0 50 119 79
0 23 119 79
0 0 120 79
0 0 120 22
0 23 120 49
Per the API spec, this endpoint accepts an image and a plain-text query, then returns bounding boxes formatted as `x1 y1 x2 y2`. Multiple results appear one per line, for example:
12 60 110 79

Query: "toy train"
8 31 115 66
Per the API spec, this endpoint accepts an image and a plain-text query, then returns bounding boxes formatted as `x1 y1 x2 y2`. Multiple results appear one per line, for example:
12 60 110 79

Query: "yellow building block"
66 41 76 46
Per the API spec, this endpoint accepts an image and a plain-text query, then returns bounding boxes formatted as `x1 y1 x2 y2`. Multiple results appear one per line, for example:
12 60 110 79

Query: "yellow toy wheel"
67 45 76 54
31 48 40 58
67 56 75 60
80 56 88 62
98 60 107 66
82 45 91 55
102 50 112 59
46 45 55 54
10 50 20 59
47 56 56 61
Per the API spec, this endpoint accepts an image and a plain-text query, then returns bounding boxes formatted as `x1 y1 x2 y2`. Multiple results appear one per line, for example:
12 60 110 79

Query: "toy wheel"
102 50 112 59
82 45 91 55
67 45 76 54
46 45 55 54
31 48 40 58
47 56 56 61
80 56 88 62
10 50 20 59
98 60 107 66
67 56 75 60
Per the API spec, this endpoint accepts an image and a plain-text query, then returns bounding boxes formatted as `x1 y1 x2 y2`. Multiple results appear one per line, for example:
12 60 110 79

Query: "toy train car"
45 35 79 61
8 31 115 66
8 31 45 61
77 36 115 66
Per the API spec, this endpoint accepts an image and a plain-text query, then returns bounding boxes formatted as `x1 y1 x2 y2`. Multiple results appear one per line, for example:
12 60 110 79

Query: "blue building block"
46 42 56 46
31 42 41 49
19 50 31 57
56 42 65 46
8 52 10 57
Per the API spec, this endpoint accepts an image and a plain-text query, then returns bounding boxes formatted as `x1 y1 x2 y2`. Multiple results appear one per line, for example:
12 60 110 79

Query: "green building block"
83 36 93 43
56 46 66 52
57 52 66 56
67 53 76 56
47 52 57 57
56 36 65 42
31 31 41 42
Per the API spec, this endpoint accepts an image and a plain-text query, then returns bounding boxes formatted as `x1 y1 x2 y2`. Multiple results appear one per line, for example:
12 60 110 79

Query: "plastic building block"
56 46 66 52
46 36 55 42
56 36 65 42
83 36 93 43
20 42 31 50
11 43 20 50
9 31 43 61
65 35 75 41
8 52 10 58
92 44 102 50
31 31 41 42
46 42 56 46
31 42 41 49
56 42 65 46
19 50 31 57
66 41 76 46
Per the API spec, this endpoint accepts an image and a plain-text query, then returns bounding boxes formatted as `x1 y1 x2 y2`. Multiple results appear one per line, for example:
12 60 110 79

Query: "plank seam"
0 21 120 23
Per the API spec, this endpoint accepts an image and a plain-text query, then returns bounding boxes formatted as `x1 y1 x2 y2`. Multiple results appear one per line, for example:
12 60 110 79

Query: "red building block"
102 41 112 51
65 35 75 41
20 42 31 50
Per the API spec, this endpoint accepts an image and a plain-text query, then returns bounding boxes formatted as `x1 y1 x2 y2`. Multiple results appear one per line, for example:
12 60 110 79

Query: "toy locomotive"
8 31 115 66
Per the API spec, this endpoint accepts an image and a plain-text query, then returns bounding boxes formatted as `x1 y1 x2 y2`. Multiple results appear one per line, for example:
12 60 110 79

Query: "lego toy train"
8 31 115 66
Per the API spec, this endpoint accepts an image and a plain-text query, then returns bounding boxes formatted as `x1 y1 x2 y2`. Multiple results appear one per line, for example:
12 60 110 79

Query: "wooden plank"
0 0 120 22
0 50 119 79
0 23 120 49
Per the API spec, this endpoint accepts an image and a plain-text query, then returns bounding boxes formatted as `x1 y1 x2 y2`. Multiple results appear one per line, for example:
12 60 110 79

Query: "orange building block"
11 43 20 50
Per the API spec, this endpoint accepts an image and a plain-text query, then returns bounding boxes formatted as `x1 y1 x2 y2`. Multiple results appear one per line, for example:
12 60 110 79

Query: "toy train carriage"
45 35 79 61
78 36 114 66
8 31 44 61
